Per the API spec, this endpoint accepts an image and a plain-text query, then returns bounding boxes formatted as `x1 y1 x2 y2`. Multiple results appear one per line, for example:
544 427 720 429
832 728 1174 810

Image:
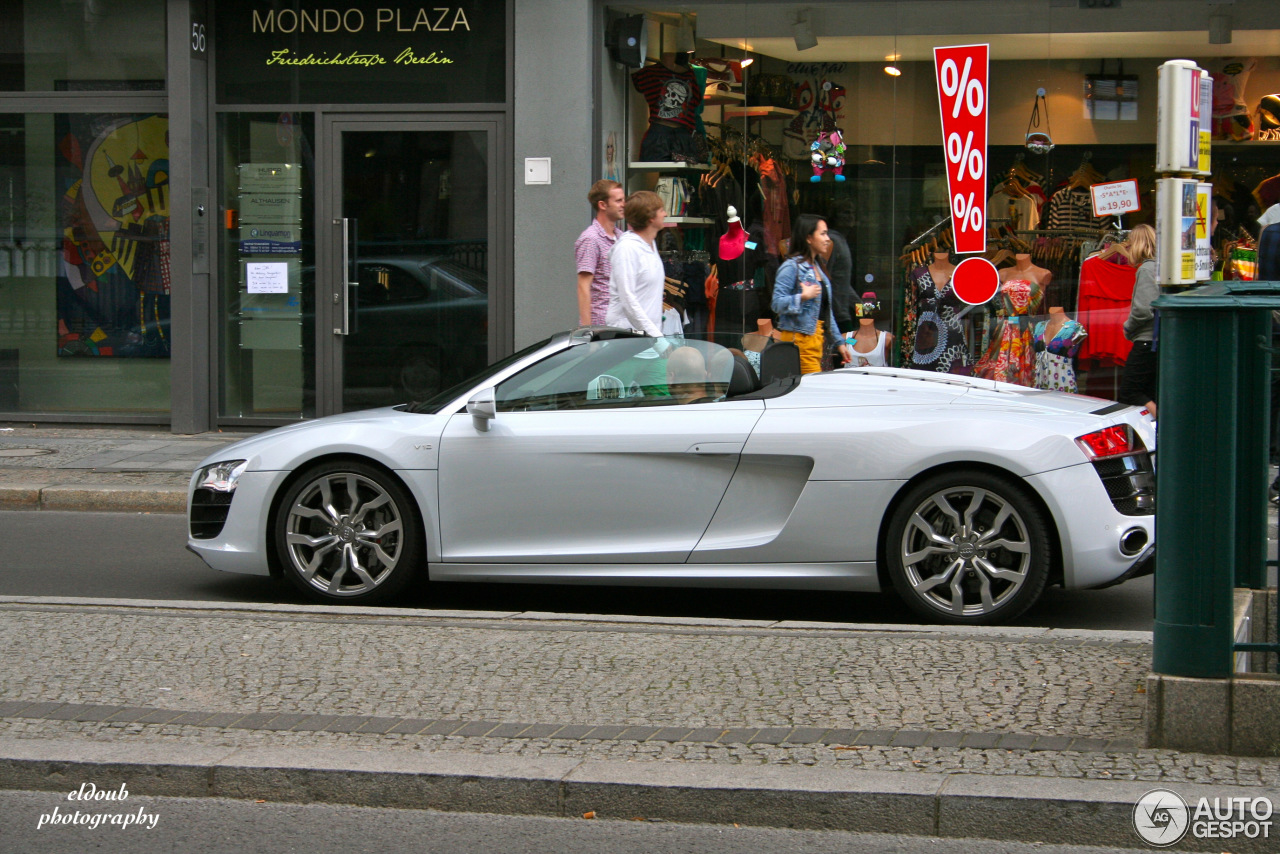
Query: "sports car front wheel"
274 461 422 605
886 470 1051 625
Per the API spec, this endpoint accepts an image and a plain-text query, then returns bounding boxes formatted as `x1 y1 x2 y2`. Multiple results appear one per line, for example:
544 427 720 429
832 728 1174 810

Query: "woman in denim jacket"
771 214 853 373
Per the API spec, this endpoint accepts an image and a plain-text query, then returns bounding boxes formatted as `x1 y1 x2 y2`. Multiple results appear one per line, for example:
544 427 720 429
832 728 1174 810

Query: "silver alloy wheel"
283 472 405 597
898 486 1032 617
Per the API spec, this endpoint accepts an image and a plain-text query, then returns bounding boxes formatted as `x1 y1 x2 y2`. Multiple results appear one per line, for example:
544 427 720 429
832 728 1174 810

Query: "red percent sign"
934 44 989 256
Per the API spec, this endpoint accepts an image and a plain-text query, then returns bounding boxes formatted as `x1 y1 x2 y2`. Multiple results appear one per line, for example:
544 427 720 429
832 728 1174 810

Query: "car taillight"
1075 425 1144 460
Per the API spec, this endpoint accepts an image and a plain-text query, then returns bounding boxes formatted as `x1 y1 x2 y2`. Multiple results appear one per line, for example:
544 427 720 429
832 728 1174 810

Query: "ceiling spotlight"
739 56 754 68
793 10 818 52
884 65 902 77
675 15 696 54
1208 11 1232 45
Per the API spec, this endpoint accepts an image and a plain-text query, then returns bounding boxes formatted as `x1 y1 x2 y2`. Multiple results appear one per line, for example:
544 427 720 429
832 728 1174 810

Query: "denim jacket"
771 257 843 345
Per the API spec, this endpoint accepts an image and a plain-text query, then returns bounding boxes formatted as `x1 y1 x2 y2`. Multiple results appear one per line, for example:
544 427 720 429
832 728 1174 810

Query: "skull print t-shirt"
632 64 703 131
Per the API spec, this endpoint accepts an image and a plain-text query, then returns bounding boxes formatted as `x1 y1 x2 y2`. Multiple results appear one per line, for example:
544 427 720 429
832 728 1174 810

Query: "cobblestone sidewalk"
2 601 1277 789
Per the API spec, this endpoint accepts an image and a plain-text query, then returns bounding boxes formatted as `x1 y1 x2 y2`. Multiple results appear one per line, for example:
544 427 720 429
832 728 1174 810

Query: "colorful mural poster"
56 114 170 358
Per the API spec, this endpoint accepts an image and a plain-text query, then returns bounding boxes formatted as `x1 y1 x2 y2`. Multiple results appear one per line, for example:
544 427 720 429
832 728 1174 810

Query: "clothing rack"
901 214 952 252
659 249 710 262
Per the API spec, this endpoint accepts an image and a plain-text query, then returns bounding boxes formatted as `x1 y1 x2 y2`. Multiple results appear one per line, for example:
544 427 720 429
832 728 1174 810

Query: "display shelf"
722 105 799 119
627 161 711 171
664 216 714 226
703 90 746 107
1211 139 1280 146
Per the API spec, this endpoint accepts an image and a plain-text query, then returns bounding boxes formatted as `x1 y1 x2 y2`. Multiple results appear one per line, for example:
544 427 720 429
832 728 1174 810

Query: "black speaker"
608 15 647 68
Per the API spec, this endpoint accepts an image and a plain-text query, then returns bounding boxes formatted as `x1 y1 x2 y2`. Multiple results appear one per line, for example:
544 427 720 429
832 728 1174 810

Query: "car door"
436 337 763 564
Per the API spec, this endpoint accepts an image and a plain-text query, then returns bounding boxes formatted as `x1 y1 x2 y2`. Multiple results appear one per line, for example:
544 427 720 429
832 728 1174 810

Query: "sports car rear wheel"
275 461 422 605
886 470 1050 625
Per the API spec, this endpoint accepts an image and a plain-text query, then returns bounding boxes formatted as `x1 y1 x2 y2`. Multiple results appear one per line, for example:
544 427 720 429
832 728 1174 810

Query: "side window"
495 338 735 412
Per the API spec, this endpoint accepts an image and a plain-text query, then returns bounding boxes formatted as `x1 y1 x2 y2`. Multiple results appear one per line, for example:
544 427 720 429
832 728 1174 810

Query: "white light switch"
524 157 551 185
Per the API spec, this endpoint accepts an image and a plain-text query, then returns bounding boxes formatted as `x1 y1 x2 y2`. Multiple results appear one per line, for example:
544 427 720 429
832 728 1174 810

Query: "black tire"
274 460 423 605
885 469 1051 625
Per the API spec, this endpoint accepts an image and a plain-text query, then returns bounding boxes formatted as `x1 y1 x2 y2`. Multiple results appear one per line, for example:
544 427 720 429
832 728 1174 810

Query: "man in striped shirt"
574 179 625 326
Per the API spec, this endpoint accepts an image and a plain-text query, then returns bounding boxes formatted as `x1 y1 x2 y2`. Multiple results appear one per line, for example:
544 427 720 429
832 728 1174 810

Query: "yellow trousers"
779 321 825 374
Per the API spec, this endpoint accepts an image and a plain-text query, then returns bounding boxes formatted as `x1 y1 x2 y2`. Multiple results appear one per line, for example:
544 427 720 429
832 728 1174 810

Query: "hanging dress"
1032 318 1088 393
973 278 1044 386
908 265 970 374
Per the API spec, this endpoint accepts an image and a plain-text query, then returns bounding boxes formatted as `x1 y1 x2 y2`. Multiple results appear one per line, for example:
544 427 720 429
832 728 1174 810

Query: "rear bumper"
1089 544 1155 589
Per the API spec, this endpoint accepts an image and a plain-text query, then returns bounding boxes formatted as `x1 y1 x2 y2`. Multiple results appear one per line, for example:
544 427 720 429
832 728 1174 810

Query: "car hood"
194 407 450 473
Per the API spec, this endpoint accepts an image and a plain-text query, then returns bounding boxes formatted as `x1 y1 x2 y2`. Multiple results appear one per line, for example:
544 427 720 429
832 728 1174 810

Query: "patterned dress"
973 278 1044 386
907 265 970 374
1032 318 1087 393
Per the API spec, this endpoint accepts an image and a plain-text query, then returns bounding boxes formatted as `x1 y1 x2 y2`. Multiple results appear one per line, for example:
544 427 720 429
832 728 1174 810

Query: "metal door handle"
335 218 352 335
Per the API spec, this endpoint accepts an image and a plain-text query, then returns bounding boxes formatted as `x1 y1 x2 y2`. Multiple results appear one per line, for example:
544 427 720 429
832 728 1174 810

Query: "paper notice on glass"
246 261 289 294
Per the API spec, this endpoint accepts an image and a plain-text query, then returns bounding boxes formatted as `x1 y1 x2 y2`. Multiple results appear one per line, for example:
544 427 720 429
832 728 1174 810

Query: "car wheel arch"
265 453 428 582
874 461 1064 594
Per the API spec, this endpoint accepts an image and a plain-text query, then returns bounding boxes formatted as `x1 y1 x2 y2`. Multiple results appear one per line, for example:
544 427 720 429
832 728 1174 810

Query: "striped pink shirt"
574 218 623 325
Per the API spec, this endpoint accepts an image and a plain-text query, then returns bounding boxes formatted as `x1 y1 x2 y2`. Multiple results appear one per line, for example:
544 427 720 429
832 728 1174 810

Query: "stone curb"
1 738 1273 851
0 484 186 514
0 596 1155 644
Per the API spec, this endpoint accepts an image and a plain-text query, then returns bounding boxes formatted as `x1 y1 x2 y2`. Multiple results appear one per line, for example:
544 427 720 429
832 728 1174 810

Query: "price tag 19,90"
1089 179 1141 218
934 44 989 255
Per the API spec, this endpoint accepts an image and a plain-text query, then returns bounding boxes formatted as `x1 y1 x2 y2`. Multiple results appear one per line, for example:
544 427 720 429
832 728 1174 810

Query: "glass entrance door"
322 118 495 414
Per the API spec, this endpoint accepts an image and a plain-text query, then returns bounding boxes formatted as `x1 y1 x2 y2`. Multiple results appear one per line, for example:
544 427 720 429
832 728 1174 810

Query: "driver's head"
666 346 708 402
666 346 707 384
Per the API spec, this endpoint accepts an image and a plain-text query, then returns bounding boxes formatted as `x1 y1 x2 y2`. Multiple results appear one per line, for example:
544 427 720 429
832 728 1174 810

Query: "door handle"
686 442 744 455
334 217 356 335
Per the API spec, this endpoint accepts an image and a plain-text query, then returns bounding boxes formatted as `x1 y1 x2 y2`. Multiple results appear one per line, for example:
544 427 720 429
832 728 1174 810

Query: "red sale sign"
934 44 989 255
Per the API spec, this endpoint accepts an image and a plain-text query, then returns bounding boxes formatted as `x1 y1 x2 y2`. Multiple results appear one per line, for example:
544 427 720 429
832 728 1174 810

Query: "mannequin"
1032 306 1088 393
908 251 969 374
848 291 894 367
973 254 1048 386
1001 252 1052 286
928 251 956 288
715 205 767 336
632 53 702 162
719 205 748 261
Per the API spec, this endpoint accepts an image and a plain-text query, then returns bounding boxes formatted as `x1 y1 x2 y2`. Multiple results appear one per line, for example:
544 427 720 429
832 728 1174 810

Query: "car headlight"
196 460 249 493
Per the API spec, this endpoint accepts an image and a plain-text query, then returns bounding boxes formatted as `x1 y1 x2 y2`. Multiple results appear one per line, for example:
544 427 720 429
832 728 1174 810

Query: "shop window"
0 112 171 415
609 1 1280 402
0 0 166 92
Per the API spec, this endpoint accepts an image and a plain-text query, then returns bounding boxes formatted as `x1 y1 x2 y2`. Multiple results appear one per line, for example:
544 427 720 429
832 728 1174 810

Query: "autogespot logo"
1133 788 1275 846
1133 789 1190 846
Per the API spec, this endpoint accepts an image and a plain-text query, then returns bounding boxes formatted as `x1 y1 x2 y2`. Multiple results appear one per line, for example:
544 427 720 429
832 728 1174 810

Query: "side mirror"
466 388 496 431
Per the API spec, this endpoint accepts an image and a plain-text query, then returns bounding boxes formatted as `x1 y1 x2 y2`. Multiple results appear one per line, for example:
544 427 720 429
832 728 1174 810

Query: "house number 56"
191 23 206 53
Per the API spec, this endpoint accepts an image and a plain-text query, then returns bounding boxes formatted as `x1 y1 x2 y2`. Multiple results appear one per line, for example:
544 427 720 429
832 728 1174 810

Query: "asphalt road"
0 790 1155 854
0 511 1154 629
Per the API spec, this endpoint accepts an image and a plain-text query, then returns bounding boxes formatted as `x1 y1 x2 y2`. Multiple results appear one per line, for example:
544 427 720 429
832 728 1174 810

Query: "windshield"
403 337 554 414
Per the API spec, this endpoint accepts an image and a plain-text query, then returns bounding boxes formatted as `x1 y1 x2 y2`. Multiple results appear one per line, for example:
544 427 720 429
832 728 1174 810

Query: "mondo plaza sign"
214 2 507 105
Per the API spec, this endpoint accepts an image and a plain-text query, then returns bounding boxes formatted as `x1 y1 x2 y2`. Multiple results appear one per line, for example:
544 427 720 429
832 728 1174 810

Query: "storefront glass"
217 112 317 420
610 1 1280 403
0 0 166 92
0 112 171 414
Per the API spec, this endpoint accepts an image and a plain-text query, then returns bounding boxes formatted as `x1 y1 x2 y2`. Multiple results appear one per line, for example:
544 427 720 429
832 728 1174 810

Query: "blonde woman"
1118 224 1158 417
